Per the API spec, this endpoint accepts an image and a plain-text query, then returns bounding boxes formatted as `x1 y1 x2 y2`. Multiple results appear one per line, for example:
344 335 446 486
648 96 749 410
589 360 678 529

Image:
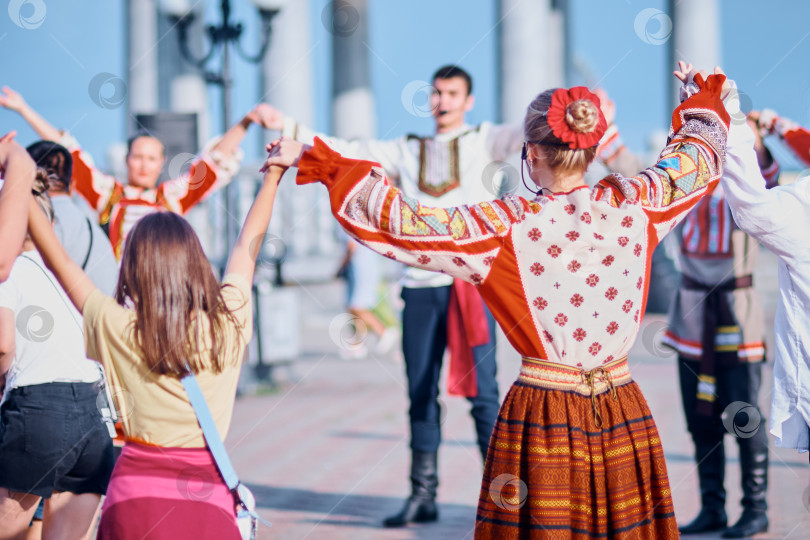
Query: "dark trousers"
401 286 500 460
678 356 769 512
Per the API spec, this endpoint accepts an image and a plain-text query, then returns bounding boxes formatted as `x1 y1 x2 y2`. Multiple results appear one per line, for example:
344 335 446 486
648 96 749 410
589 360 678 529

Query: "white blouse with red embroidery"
297 75 731 371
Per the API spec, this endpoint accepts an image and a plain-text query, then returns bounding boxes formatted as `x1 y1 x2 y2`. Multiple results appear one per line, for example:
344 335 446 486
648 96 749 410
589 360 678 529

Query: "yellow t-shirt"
82 274 253 448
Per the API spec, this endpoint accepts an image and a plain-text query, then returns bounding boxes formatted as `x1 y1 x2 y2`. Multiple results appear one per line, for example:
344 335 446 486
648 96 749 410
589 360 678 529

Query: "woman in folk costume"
265 62 732 538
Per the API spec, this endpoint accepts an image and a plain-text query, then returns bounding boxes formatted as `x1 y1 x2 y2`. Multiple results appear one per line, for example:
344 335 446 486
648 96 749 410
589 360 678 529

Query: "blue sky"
2 0 810 170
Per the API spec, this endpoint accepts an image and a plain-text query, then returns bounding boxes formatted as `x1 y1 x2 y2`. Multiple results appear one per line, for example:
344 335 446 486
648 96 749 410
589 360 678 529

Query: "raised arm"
751 109 810 166
27 196 96 312
0 138 36 280
161 104 274 214
593 66 731 236
0 86 61 141
266 137 530 287
223 164 286 285
265 106 405 179
722 113 810 259
485 122 524 161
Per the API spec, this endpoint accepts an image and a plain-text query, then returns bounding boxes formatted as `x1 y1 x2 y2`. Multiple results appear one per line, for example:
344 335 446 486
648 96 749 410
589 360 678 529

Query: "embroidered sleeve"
592 74 730 235
296 138 531 285
772 114 810 166
160 157 220 214
60 131 119 214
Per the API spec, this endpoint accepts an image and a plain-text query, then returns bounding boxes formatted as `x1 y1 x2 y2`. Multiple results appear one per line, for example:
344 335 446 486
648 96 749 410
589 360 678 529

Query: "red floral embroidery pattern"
484 256 495 266
533 297 548 310
581 212 592 224
606 321 619 335
417 255 431 265
567 260 582 273
470 274 483 284
573 328 587 342
621 216 634 228
570 294 584 307
543 330 554 342
528 228 542 241
547 245 562 258
554 313 568 327
636 277 643 290
602 255 615 266
605 287 618 300
588 342 602 356
385 251 396 260
593 233 604 240
622 299 634 313
618 236 629 247
530 263 545 276
586 274 600 287
604 355 615 364
634 310 640 322
565 230 580 242
564 204 576 215
634 244 642 257
452 257 465 267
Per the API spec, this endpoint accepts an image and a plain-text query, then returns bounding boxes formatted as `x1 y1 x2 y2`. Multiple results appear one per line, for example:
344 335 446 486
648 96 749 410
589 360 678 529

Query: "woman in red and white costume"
266 63 733 538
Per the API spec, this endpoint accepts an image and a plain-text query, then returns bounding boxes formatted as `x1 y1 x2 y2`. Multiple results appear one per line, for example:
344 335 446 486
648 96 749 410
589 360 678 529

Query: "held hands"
0 87 27 113
261 137 311 171
250 104 285 131
673 61 733 100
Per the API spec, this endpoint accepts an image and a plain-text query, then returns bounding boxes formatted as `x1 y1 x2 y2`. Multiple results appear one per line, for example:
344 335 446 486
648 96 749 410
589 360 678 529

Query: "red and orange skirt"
475 357 678 539
97 442 240 539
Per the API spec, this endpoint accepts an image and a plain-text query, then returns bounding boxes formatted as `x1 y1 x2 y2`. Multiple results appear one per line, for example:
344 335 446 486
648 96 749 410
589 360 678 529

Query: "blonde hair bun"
565 99 600 134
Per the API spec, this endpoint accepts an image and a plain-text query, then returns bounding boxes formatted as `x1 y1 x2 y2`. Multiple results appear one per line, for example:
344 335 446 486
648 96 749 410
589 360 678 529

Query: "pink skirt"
97 442 240 539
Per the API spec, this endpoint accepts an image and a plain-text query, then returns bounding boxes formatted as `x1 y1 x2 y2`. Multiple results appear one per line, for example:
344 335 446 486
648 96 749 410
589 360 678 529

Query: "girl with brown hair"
264 62 733 538
26 151 288 537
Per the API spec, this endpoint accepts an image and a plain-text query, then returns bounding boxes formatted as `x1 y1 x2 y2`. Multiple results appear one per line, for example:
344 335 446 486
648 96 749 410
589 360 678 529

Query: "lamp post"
161 0 285 257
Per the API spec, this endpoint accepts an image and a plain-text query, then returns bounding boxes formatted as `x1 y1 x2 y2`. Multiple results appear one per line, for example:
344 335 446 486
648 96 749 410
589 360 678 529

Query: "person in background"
0 171 114 539
256 65 519 527
0 85 274 258
26 141 118 295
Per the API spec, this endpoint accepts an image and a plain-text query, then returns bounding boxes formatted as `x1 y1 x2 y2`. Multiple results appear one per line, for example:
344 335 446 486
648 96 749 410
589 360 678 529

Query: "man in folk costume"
262 65 524 526
0 86 275 259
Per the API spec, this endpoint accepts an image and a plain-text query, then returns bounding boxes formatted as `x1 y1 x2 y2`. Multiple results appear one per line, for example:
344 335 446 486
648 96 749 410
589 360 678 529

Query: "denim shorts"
0 382 114 498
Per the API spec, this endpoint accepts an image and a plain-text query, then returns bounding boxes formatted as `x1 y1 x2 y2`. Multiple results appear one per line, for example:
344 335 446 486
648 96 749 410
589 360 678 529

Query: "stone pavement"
227 248 810 539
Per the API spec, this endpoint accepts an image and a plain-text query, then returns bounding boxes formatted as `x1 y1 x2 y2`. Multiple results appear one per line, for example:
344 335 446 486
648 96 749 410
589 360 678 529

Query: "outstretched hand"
0 87 26 113
673 61 732 100
251 104 285 131
261 137 310 171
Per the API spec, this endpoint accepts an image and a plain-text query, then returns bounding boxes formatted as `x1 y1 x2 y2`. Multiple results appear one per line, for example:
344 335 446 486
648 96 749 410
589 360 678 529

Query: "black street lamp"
161 0 284 254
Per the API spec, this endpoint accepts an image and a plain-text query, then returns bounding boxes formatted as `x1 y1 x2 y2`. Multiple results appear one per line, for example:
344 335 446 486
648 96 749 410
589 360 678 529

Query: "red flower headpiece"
546 87 608 150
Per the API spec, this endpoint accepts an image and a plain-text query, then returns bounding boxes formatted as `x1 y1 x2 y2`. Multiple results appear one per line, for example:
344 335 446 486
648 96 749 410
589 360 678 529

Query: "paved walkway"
228 249 810 539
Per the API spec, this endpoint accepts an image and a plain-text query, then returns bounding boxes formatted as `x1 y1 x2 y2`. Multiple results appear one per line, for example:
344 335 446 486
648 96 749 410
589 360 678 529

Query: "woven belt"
518 356 632 427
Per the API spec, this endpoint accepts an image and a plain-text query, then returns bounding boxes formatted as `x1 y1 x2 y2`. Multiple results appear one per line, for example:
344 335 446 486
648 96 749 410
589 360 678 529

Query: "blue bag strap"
181 372 240 490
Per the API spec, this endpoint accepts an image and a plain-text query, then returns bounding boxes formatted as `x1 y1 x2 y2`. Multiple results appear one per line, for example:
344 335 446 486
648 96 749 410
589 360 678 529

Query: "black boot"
679 441 727 535
383 451 438 527
723 445 768 538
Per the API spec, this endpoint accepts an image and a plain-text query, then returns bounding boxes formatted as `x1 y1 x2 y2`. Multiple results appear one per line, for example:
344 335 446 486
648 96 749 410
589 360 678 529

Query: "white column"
670 0 720 106
127 0 159 120
499 0 566 124
260 1 316 258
